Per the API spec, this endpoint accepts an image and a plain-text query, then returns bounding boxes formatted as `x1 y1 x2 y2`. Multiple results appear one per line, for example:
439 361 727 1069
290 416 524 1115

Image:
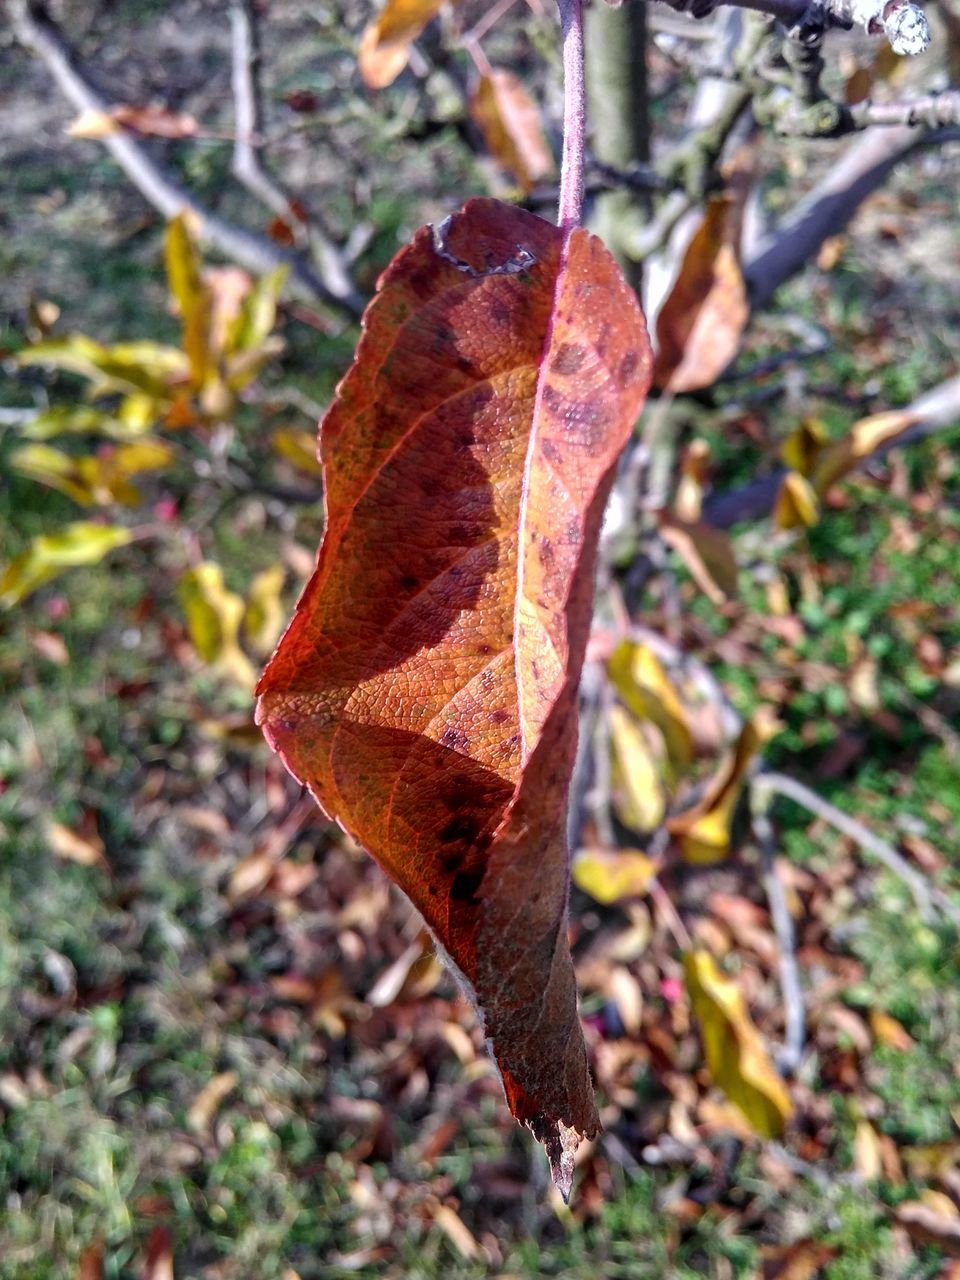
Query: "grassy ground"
1 4 959 1279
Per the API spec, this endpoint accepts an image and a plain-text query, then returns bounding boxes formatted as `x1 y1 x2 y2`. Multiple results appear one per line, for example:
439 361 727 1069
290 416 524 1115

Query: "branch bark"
744 123 960 311
10 0 362 317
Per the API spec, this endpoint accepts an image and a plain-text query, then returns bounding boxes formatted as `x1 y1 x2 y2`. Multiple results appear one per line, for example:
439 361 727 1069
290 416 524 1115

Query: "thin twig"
556 0 587 229
228 0 363 315
751 786 805 1074
10 0 362 317
758 771 960 926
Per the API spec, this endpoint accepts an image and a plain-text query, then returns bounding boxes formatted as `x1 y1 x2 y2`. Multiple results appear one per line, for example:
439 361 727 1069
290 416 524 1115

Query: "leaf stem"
556 0 586 229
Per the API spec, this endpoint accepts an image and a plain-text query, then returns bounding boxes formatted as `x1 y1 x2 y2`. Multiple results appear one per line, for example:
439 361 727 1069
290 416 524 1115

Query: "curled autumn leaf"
470 69 554 193
652 190 749 394
258 198 652 1195
358 0 449 90
667 710 779 864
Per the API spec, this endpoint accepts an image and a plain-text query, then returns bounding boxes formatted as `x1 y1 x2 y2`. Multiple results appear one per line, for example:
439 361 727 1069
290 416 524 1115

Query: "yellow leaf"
18 335 187 399
609 704 665 833
608 639 693 777
243 565 286 656
853 1119 883 1181
178 563 255 688
164 212 204 324
781 418 828 475
470 69 554 194
773 470 820 530
572 847 657 905
358 0 449 89
812 408 918 493
10 444 98 506
227 265 288 363
272 427 323 476
10 440 173 507
869 1008 915 1051
0 523 132 606
683 949 793 1138
675 439 711 522
65 107 120 138
668 709 779 864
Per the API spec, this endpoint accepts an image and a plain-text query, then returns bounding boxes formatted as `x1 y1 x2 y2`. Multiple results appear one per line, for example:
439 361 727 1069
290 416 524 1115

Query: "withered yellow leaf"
609 704 666 832
668 710 779 864
572 847 657 905
683 949 793 1138
608 639 693 776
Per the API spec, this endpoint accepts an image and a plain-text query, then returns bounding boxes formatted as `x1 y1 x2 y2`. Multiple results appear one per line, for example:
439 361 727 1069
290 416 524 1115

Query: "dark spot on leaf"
438 815 479 845
450 867 484 902
551 343 586 375
618 350 641 387
399 574 419 590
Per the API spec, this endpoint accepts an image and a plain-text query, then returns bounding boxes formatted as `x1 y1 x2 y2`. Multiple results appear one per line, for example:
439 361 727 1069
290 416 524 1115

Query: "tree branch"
228 0 362 313
744 123 960 311
757 771 960 926
647 0 931 55
556 0 587 228
10 0 362 318
703 373 960 528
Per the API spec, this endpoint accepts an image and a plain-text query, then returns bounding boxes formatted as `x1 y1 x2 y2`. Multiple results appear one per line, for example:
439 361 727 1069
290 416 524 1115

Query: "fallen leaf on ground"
47 819 108 871
187 1070 239 1134
257 197 652 1195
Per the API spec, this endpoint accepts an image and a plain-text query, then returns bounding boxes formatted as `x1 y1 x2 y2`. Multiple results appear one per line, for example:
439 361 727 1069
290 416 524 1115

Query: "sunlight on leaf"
0 523 132 607
572 847 657 905
683 949 793 1138
178 562 255 689
608 639 693 777
358 0 449 89
609 703 665 832
668 709 779 863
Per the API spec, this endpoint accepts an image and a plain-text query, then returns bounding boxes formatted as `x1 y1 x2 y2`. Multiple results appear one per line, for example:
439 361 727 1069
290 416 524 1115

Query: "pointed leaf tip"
258 198 652 1187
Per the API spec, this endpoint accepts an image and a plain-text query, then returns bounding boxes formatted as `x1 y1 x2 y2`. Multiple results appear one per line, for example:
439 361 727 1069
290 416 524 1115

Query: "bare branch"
757 771 960 926
10 0 362 317
851 89 960 128
751 786 806 1074
744 123 960 311
647 0 931 55
704 373 960 528
228 0 362 312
